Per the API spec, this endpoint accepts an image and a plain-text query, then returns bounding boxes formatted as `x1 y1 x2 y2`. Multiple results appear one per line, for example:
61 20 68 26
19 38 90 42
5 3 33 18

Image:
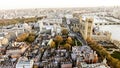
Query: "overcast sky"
0 0 120 9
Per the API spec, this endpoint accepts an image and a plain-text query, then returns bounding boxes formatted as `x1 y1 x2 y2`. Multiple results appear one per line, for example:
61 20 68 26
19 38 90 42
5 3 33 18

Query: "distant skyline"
0 0 120 10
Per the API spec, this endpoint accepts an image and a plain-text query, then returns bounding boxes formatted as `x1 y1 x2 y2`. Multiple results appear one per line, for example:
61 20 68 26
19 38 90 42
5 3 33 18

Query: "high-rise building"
38 20 43 33
70 15 94 40
79 16 94 40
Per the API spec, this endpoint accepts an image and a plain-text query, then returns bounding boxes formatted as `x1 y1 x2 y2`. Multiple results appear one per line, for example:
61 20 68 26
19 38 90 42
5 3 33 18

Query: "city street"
64 18 87 46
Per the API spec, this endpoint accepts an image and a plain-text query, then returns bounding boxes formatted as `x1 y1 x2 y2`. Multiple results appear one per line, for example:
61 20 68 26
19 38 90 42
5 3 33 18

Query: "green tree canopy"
61 28 69 35
66 37 73 44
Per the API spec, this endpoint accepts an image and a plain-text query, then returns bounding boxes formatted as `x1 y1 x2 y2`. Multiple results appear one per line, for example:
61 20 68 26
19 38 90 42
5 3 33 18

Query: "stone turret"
82 17 94 40
86 18 94 40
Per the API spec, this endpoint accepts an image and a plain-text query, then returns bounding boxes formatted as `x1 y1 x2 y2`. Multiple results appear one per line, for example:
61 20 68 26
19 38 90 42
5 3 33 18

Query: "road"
68 25 87 45
64 18 87 45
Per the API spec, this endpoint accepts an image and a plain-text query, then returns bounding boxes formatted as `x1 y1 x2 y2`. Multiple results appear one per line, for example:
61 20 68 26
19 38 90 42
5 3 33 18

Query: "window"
88 26 91 29
87 32 91 35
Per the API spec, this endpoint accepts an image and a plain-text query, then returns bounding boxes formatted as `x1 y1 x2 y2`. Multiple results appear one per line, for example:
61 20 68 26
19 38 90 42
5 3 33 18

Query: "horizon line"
0 6 120 10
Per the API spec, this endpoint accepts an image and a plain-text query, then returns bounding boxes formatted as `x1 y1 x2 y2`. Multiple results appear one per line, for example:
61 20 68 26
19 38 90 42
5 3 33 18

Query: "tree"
66 37 73 44
116 62 120 68
61 28 69 35
50 41 56 48
16 33 29 42
64 43 71 50
55 35 63 48
111 51 120 60
25 32 36 43
33 64 39 68
86 39 120 68
55 35 63 43
26 35 35 43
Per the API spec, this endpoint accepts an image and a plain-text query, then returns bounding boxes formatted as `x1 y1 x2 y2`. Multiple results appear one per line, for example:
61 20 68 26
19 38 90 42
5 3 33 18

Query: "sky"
0 0 120 9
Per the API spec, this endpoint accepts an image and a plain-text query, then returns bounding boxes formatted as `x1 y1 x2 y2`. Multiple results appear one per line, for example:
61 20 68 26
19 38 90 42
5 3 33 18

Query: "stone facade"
92 31 111 41
79 17 94 40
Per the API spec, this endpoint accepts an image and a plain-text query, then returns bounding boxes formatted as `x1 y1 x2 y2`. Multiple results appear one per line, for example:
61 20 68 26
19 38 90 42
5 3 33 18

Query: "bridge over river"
95 22 120 25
